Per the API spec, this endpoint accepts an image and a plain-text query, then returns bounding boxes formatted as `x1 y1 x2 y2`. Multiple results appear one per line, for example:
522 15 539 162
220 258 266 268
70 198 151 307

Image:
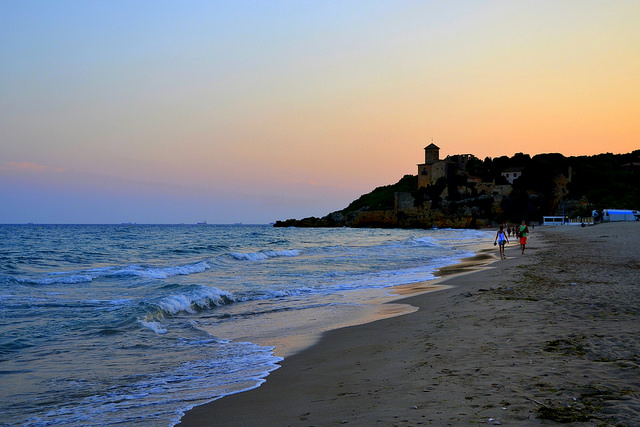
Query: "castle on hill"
275 144 639 229
417 143 473 188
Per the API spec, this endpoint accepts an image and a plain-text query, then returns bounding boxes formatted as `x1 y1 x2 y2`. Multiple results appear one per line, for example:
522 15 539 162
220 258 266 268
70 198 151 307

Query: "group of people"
494 220 529 259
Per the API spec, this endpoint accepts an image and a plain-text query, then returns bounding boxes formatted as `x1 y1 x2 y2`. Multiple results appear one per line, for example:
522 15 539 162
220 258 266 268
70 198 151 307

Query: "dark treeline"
487 150 640 221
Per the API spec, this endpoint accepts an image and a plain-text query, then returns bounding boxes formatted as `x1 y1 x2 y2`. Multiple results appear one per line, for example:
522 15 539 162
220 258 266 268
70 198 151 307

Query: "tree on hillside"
341 174 417 212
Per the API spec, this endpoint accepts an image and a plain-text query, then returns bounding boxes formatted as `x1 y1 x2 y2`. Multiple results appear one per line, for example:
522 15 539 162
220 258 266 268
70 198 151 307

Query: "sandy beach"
179 222 640 426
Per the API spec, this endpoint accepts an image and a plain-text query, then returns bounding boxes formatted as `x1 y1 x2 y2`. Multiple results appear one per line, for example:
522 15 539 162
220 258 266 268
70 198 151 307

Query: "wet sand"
179 222 640 426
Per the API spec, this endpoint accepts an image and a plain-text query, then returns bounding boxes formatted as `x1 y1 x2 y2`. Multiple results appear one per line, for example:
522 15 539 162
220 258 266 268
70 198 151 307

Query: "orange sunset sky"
1 1 639 223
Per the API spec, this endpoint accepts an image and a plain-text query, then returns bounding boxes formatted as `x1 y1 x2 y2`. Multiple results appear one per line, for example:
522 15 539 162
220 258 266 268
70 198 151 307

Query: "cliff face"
275 192 496 229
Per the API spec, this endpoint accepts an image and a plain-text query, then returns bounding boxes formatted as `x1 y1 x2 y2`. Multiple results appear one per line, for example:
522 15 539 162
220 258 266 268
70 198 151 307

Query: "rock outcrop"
274 192 496 229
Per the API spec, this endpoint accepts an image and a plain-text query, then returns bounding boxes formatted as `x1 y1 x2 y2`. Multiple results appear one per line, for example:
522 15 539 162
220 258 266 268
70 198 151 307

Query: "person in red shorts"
518 220 529 255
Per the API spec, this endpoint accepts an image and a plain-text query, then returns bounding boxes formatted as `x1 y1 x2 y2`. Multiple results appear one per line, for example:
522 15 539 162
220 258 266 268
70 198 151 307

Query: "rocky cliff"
275 192 497 229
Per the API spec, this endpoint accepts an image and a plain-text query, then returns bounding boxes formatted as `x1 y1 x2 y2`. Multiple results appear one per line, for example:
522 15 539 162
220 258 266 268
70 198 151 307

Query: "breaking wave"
15 261 212 285
229 249 300 261
150 285 236 317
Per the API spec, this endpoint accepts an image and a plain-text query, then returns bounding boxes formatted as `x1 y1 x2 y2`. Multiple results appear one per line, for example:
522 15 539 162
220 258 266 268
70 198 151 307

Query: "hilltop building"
417 143 473 189
417 143 445 188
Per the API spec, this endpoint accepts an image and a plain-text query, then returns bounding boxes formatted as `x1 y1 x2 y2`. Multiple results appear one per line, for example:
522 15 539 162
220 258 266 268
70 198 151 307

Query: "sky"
1 1 639 224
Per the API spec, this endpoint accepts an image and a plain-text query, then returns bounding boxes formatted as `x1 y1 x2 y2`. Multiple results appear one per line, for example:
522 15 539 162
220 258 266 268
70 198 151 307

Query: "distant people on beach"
592 210 602 223
494 225 509 259
507 225 512 237
518 220 529 255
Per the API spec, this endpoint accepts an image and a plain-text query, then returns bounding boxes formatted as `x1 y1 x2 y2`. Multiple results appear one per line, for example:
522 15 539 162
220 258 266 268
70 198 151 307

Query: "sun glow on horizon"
1 0 639 223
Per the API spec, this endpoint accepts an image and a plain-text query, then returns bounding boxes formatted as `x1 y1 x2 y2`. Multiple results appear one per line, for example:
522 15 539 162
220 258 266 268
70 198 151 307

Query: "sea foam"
229 249 300 261
154 286 235 316
139 320 168 334
16 260 212 285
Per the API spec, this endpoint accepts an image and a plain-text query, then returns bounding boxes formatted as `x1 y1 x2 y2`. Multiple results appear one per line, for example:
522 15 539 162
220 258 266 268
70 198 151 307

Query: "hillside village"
275 145 640 229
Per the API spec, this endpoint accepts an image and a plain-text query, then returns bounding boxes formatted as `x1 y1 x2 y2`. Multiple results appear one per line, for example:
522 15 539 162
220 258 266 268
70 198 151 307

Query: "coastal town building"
501 167 522 184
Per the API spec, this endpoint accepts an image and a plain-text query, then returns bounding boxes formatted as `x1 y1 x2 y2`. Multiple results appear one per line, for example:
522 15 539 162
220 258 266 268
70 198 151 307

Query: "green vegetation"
342 150 639 223
340 174 417 212
412 177 447 209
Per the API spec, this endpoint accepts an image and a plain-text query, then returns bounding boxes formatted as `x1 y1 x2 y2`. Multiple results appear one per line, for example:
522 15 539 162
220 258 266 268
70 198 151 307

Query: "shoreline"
178 223 640 425
177 231 512 426
198 235 497 361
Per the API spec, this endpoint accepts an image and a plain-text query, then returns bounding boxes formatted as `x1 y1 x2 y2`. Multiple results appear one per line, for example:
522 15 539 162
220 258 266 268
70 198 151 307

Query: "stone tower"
417 143 441 188
424 143 440 164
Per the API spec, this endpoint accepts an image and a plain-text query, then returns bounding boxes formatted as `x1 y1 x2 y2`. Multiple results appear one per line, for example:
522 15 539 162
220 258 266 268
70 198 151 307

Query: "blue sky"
2 1 639 223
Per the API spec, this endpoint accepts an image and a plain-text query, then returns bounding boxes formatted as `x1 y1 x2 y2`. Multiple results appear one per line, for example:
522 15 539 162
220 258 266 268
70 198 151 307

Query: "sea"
0 224 493 426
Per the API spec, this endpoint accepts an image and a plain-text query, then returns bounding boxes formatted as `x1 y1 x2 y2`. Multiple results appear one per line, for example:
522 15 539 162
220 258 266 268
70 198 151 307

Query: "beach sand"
178 222 640 426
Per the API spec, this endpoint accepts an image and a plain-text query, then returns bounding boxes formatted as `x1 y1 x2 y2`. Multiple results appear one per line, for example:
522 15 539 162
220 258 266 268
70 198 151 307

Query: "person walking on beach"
494 225 509 259
518 220 529 255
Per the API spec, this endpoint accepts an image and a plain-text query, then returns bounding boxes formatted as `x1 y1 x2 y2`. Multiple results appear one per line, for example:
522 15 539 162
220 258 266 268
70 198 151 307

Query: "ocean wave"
235 286 314 302
17 273 95 285
407 236 440 247
139 320 168 334
111 261 211 279
434 228 494 241
13 261 212 285
162 244 230 256
145 285 319 323
1 224 495 427
152 285 236 317
229 249 300 261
